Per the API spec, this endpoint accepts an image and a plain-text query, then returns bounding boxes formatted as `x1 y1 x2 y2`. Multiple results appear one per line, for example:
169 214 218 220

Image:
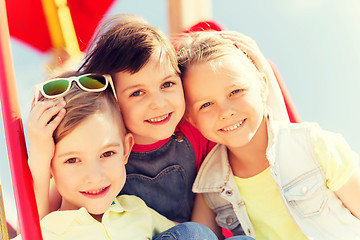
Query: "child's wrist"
28 156 51 176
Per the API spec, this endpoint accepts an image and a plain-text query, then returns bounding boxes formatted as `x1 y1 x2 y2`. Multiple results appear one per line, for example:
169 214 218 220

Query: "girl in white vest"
177 31 360 240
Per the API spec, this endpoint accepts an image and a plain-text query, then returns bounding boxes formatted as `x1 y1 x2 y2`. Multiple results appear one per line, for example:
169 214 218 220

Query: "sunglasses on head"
34 74 117 104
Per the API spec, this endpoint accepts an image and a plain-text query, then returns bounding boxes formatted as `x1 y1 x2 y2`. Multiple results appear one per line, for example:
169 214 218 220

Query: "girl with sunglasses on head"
176 31 360 240
18 71 218 239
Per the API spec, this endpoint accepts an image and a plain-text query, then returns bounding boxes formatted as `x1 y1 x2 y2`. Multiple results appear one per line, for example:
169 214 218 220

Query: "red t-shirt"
131 120 216 171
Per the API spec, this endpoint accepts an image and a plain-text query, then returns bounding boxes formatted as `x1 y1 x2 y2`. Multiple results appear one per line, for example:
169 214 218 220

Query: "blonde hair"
177 32 290 122
177 31 257 79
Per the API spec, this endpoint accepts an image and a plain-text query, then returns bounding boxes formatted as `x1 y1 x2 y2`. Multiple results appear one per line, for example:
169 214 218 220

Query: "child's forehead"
105 106 127 136
92 100 127 139
207 55 258 78
183 55 261 99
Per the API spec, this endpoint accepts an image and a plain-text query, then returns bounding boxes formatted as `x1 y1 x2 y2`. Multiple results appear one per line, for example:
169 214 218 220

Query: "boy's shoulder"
38 207 89 236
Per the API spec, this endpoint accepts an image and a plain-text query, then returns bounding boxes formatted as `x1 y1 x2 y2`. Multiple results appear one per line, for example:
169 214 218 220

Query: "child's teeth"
148 114 169 122
86 187 105 194
222 120 243 131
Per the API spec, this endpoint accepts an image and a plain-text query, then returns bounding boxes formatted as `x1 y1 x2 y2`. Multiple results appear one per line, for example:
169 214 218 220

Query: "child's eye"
162 81 174 89
101 151 115 158
230 89 243 96
130 90 144 97
200 102 213 110
65 158 79 164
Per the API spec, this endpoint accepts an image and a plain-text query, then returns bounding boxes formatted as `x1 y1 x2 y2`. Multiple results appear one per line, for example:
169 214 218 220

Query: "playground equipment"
0 180 9 240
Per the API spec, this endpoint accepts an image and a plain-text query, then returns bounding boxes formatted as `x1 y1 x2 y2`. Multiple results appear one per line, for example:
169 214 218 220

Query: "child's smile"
52 110 132 216
115 50 185 145
219 119 246 132
183 54 267 149
81 185 111 198
146 112 172 124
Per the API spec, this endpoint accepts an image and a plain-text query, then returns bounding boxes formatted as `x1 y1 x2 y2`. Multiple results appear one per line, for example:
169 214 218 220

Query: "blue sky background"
1 0 360 226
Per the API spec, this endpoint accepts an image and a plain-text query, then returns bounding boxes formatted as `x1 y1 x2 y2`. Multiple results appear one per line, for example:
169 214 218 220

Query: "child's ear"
122 133 134 165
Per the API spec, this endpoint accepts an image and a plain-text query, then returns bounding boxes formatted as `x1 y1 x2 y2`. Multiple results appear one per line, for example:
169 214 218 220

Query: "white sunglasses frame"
34 74 117 104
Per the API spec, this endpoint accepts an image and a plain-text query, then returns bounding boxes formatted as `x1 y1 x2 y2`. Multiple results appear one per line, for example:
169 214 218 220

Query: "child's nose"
85 160 105 183
219 102 236 120
149 92 166 109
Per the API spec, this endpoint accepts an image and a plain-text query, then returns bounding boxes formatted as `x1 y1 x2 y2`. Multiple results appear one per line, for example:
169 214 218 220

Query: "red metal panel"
269 60 302 123
5 0 115 52
0 0 43 239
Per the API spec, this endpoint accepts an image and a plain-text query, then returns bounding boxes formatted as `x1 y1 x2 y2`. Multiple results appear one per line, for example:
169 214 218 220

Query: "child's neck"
91 213 104 222
227 118 269 178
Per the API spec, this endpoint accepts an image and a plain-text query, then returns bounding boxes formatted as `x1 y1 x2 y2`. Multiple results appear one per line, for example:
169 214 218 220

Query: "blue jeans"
152 222 218 240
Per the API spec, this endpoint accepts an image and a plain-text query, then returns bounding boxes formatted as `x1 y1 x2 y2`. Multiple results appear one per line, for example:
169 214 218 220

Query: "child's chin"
154 129 176 140
87 203 113 215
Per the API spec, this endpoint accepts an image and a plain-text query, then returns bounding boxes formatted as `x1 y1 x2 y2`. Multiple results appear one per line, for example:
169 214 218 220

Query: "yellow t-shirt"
13 195 175 240
234 129 359 240
312 129 359 191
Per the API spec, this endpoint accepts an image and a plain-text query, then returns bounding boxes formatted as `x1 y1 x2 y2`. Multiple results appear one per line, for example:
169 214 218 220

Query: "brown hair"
37 72 125 144
78 14 179 76
177 31 256 79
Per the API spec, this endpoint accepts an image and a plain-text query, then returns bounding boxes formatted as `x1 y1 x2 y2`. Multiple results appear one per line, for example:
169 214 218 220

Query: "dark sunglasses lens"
43 79 69 96
79 75 106 89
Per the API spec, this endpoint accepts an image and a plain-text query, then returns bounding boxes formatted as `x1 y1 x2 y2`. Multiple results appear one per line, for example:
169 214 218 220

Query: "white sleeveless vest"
193 120 360 240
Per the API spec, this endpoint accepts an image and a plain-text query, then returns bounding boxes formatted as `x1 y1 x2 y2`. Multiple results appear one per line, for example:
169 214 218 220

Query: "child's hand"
219 31 275 82
220 31 290 121
26 98 66 219
26 98 66 175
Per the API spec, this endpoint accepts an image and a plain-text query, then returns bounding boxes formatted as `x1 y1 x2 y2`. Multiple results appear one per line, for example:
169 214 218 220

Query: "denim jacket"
193 120 360 239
